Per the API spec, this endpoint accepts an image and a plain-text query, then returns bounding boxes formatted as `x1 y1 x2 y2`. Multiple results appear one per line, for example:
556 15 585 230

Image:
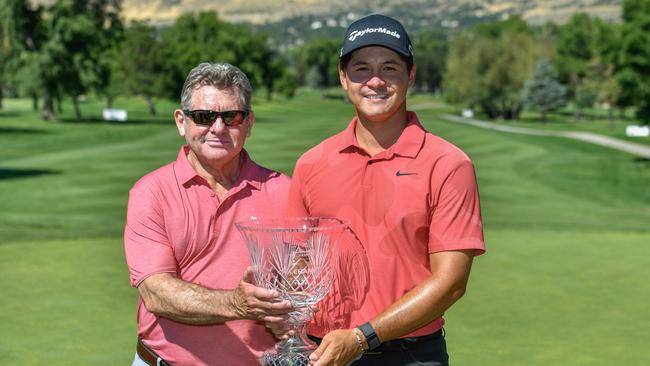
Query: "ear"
245 110 255 138
174 109 186 137
408 63 417 89
339 64 349 91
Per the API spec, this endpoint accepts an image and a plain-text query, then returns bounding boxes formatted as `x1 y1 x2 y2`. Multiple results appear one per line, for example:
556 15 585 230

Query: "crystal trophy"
236 217 347 366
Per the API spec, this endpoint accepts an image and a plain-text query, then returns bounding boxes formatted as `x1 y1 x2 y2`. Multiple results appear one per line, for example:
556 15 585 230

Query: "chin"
361 109 395 121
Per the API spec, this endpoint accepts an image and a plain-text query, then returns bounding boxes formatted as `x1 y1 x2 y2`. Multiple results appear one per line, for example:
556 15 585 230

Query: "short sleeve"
124 184 178 287
428 159 485 255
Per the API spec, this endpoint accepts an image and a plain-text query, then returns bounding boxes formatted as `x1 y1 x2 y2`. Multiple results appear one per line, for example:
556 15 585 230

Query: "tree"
157 11 282 104
555 13 596 120
14 51 43 110
523 58 566 122
301 39 340 96
0 3 13 109
0 0 46 109
555 14 622 121
584 58 621 127
619 0 650 124
445 17 540 120
31 0 123 120
275 68 299 99
260 52 295 101
111 21 164 114
412 29 448 94
8 1 47 110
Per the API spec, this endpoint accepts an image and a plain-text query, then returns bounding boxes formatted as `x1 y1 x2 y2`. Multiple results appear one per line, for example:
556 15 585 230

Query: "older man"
286 14 486 366
124 62 292 365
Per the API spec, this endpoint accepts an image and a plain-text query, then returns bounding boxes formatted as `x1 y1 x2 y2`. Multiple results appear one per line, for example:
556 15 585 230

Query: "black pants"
310 329 449 366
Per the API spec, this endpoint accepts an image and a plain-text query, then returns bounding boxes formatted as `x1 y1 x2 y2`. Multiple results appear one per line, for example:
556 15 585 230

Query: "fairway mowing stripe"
1 128 177 167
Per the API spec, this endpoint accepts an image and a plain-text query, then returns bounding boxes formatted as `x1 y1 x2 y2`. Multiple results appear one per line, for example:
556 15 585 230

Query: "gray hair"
180 62 253 111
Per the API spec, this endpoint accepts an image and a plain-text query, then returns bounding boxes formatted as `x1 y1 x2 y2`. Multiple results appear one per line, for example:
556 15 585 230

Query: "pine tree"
523 58 566 122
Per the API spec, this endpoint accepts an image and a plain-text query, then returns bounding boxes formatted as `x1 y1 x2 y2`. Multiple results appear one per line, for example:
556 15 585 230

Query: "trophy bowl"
236 217 348 366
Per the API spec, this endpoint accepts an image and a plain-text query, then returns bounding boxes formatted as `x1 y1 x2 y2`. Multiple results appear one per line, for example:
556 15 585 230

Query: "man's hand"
308 329 363 366
265 304 319 340
138 269 293 325
231 267 293 322
266 319 292 340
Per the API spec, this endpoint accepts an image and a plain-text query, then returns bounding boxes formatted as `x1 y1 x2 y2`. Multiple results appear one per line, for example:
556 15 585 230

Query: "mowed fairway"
0 91 649 365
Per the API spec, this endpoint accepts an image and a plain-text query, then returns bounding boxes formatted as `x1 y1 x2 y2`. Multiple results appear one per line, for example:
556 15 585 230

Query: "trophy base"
260 335 316 366
260 349 310 366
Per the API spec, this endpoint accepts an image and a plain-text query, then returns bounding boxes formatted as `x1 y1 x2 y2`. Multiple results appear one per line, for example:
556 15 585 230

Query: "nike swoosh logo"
396 171 418 176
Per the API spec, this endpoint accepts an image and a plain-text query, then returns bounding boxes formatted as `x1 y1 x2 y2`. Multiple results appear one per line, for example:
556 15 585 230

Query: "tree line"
0 0 300 120
444 0 650 125
1 0 649 125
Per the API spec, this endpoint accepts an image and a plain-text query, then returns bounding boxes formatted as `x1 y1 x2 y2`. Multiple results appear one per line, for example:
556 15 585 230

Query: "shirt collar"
176 145 199 185
337 111 425 159
234 149 264 191
175 146 264 191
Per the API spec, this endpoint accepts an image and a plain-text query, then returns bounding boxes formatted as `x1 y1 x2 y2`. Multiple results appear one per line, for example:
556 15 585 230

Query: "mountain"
31 0 623 48
32 0 623 26
115 0 622 26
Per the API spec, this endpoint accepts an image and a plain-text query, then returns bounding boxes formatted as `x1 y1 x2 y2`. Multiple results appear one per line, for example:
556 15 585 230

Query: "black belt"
309 328 444 354
372 329 444 353
137 338 171 366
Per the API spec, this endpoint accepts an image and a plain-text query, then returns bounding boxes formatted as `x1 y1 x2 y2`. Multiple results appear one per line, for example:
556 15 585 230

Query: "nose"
365 73 386 88
208 116 227 133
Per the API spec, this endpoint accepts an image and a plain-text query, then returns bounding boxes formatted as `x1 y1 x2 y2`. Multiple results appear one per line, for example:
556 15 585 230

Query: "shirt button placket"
363 159 374 189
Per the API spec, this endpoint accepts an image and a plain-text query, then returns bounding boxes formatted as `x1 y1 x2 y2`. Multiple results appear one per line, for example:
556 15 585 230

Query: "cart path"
438 113 650 160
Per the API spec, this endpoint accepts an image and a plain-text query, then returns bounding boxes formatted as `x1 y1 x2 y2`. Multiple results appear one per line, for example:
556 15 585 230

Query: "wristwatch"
358 322 381 350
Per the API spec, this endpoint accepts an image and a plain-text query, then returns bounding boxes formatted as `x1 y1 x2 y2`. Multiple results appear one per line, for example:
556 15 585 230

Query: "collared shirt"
287 111 485 338
124 146 290 365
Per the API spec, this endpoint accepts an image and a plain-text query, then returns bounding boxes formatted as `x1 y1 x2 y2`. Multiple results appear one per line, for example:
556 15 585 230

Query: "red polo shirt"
124 146 290 365
287 112 485 338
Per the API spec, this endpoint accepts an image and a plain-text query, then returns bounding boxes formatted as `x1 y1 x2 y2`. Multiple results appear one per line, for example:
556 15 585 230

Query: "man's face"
174 85 253 166
339 46 416 124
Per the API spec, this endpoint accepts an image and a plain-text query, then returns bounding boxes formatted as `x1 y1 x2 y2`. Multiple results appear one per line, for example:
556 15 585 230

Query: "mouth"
365 94 388 100
204 139 231 145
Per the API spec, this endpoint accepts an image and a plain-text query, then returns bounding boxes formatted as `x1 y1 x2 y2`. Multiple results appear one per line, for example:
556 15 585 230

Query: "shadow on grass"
58 117 172 125
0 127 49 134
0 111 22 118
0 168 59 180
322 93 346 101
634 157 650 165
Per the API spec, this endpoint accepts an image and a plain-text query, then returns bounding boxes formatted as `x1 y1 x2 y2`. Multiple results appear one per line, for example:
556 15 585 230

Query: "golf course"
0 90 648 365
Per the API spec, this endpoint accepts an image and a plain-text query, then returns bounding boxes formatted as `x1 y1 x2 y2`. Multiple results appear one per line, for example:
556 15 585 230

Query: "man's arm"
309 249 474 366
138 268 292 325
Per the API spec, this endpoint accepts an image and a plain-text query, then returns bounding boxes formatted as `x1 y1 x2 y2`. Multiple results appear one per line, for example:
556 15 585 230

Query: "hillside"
31 0 623 49
32 0 622 26
117 0 622 25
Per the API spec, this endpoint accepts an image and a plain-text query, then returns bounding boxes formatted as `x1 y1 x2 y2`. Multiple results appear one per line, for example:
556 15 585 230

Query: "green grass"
1 90 649 364
448 229 649 365
0 238 136 364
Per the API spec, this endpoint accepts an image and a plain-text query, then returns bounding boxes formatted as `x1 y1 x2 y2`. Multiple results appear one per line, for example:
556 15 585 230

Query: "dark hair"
339 48 414 74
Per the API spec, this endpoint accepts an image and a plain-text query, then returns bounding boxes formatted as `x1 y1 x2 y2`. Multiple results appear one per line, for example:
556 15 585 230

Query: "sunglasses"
182 109 249 127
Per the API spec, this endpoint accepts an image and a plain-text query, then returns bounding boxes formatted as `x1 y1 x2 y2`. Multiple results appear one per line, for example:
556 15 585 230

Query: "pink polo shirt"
124 146 290 366
287 112 485 339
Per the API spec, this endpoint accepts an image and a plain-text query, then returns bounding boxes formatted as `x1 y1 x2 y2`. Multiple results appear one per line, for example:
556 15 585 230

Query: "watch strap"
358 322 381 350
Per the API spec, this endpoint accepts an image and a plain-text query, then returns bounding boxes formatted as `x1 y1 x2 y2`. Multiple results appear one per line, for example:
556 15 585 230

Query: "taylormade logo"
348 27 401 41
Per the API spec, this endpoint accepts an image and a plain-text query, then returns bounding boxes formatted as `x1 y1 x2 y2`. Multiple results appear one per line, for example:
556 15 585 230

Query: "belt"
137 338 171 366
309 328 444 354
372 328 444 353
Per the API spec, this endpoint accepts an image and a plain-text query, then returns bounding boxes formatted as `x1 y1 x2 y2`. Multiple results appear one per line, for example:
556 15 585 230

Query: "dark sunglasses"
182 109 249 127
